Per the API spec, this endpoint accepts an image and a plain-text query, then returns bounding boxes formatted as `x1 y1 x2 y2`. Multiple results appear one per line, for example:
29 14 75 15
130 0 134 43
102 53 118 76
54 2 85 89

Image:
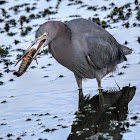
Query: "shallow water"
0 0 140 139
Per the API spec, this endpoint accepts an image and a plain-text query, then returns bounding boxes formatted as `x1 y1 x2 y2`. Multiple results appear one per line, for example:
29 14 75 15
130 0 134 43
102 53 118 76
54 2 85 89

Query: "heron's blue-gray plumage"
65 18 126 78
35 18 131 89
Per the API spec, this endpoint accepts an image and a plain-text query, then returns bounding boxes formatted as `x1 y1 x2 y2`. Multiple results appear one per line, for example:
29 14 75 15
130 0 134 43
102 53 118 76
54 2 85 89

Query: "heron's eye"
43 33 48 38
43 34 47 38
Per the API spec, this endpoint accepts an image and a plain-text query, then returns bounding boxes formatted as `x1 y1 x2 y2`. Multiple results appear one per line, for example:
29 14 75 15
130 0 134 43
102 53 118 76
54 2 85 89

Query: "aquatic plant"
0 1 6 5
136 11 140 21
0 47 8 57
7 32 16 36
21 26 32 36
138 37 140 43
4 24 9 32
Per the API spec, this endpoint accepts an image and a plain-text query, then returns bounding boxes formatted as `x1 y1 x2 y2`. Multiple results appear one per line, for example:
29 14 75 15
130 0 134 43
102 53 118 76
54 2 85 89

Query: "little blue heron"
23 18 132 90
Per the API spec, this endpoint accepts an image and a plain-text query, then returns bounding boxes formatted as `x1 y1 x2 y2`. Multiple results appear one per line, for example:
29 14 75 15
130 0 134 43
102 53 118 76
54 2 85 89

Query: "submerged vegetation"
21 26 32 36
136 11 140 21
0 47 8 57
89 17 110 28
138 37 140 43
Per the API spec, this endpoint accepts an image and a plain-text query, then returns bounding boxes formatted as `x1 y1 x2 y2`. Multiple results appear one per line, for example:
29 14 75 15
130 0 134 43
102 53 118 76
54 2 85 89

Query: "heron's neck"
49 26 72 65
49 24 72 50
55 24 72 47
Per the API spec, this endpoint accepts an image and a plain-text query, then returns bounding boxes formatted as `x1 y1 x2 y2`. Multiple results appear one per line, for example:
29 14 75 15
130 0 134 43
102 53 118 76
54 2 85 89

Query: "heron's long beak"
32 40 46 60
15 33 48 66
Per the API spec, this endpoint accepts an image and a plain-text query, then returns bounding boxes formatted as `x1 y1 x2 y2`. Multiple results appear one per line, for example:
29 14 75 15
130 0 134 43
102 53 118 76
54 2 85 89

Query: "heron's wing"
86 35 126 69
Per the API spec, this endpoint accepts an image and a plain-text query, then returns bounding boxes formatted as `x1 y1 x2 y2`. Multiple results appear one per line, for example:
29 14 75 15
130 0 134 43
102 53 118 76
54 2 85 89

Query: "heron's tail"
122 46 132 55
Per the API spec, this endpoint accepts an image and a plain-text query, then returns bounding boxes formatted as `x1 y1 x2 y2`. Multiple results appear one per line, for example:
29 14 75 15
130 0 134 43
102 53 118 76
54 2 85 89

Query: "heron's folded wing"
86 35 126 69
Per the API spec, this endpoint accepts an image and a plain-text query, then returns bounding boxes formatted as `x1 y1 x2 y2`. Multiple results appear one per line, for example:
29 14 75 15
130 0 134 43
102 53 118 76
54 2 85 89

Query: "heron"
23 18 132 90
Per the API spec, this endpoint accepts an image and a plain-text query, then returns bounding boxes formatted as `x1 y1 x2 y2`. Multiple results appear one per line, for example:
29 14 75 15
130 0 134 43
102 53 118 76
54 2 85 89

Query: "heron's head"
23 21 62 60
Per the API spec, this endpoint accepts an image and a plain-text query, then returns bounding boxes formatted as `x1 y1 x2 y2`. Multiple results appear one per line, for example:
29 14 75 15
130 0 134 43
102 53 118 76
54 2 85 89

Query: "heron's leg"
78 89 84 109
96 79 105 106
97 79 102 90
74 74 82 90
97 78 103 95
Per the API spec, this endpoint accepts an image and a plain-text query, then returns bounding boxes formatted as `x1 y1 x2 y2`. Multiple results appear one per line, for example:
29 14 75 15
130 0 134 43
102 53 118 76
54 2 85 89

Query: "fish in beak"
15 33 48 66
13 48 37 77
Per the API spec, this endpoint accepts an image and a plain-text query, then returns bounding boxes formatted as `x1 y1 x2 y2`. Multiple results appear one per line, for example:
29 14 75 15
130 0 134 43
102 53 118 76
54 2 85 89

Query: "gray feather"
121 46 132 55
86 35 126 69
34 18 132 89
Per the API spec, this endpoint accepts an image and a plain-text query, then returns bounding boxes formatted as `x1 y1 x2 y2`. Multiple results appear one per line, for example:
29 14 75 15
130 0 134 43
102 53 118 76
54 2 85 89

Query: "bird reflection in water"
68 86 136 140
